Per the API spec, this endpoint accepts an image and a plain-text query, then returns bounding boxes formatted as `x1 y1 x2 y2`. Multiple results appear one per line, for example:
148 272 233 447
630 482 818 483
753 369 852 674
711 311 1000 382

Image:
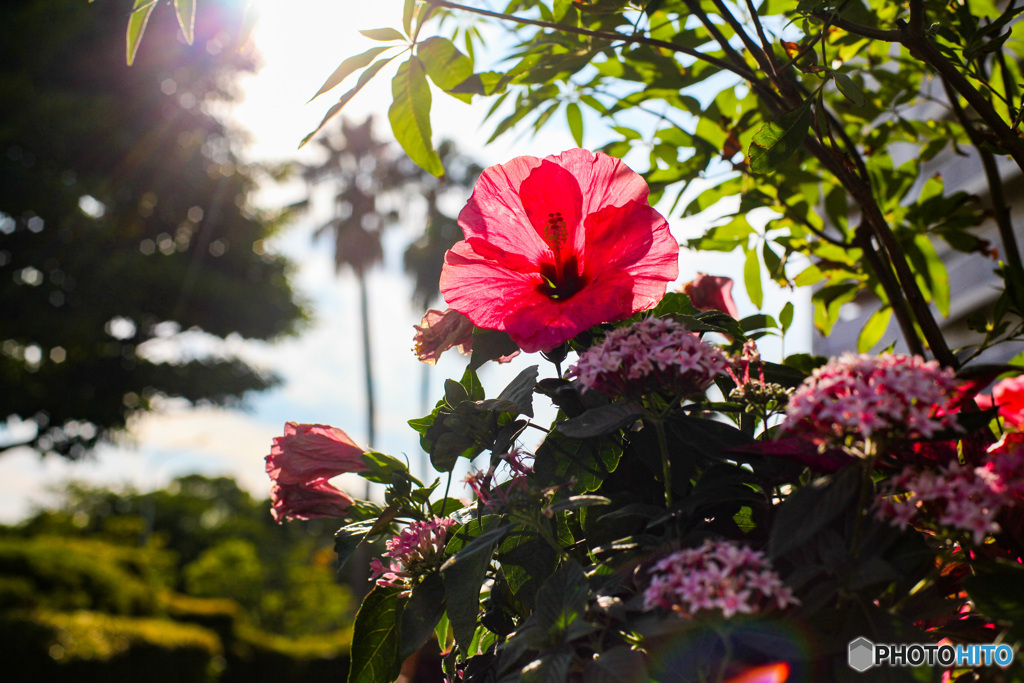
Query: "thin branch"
942 77 1022 272
854 227 925 356
743 0 778 78
425 0 744 79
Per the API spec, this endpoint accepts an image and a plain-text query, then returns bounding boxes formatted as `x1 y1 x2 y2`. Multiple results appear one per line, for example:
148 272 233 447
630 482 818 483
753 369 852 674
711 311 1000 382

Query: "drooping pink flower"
270 478 355 522
370 517 456 592
565 317 727 398
682 273 740 319
439 149 679 353
265 422 367 485
782 353 961 448
643 539 798 618
413 308 476 365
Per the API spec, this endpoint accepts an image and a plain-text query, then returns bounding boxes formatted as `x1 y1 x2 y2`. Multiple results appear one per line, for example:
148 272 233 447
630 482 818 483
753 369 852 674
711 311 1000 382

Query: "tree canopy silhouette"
0 0 305 459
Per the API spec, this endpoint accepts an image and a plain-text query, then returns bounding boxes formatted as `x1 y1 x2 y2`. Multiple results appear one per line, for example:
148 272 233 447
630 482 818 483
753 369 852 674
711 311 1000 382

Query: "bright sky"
0 0 810 522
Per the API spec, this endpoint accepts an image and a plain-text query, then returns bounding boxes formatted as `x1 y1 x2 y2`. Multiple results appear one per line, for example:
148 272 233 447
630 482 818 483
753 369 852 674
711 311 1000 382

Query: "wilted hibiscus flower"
440 149 679 353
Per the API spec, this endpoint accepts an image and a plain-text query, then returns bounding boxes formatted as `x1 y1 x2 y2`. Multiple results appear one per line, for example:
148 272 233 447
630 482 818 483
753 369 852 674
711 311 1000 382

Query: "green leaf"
400 573 446 660
496 366 539 417
535 561 588 637
126 0 158 66
389 57 444 177
535 430 622 494
912 234 950 316
302 56 395 147
403 0 417 36
443 519 502 655
361 451 412 484
779 301 795 333
769 467 861 559
566 102 584 147
418 37 474 102
965 561 1024 640
857 306 892 352
310 46 394 101
469 328 520 370
833 73 866 107
556 403 642 438
349 585 404 683
748 99 812 174
744 247 764 309
173 0 196 45
360 28 407 42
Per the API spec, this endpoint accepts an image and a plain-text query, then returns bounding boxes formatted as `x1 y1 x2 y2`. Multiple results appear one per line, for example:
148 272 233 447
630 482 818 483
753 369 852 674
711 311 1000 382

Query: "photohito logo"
848 638 1014 672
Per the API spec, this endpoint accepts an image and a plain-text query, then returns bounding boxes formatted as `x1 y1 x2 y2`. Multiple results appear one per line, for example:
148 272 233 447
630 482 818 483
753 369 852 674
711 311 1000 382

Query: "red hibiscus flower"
982 375 1024 429
682 273 739 319
439 149 679 353
265 422 367 486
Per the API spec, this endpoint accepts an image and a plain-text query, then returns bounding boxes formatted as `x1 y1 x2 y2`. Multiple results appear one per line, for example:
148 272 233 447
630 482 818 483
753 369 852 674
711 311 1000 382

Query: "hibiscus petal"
458 155 549 263
583 200 679 310
517 159 583 258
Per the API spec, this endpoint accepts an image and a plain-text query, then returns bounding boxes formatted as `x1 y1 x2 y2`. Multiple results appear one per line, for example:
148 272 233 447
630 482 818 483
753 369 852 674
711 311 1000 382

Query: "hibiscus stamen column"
544 211 567 286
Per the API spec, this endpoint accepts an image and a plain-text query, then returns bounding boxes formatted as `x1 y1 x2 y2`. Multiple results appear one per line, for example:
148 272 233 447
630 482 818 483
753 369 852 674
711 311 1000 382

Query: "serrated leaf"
744 247 764 309
748 99 812 174
418 37 474 102
360 27 407 42
310 46 393 101
834 73 865 107
301 56 395 147
389 57 444 177
566 102 583 147
349 585 404 683
173 0 195 45
857 306 891 352
126 0 158 66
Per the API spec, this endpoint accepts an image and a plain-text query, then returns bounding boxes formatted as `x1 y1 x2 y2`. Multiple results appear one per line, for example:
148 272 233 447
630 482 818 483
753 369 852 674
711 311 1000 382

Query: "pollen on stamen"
544 212 567 247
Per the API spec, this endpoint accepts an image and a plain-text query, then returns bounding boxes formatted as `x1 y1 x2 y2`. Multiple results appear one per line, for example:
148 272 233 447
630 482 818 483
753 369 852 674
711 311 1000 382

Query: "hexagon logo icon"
848 637 875 672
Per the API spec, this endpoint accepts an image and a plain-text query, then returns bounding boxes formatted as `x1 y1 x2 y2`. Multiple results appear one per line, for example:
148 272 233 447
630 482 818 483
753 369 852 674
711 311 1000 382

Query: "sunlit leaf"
857 306 892 352
779 301 794 333
566 102 583 147
360 27 407 42
173 0 195 45
389 57 443 177
310 46 394 102
418 37 473 102
126 0 158 66
348 585 404 683
403 0 417 36
744 247 764 309
301 56 396 147
834 73 865 107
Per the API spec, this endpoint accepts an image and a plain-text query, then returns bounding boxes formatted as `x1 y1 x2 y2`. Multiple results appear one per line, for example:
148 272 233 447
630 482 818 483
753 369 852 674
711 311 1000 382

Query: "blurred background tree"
1 475 354 681
0 0 306 459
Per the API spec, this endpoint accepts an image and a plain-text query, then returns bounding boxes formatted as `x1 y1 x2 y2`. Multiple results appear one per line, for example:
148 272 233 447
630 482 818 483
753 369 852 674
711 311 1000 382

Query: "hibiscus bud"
270 478 355 522
265 422 367 486
681 273 739 319
412 308 475 365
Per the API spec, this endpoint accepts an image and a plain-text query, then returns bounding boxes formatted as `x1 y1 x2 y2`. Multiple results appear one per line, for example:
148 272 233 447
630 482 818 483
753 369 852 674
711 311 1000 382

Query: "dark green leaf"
546 495 611 513
496 366 539 417
769 466 862 559
400 573 446 660
535 429 622 494
556 403 643 438
349 585 404 683
443 519 503 655
748 99 812 174
469 328 520 370
834 73 865 107
744 247 764 309
779 301 795 333
389 57 444 176
361 451 411 484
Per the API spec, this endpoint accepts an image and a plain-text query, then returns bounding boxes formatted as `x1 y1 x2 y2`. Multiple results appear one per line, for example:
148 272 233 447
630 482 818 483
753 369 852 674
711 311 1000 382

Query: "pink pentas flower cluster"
370 517 456 592
565 317 727 398
644 540 798 618
782 353 961 448
266 422 368 522
878 448 1024 544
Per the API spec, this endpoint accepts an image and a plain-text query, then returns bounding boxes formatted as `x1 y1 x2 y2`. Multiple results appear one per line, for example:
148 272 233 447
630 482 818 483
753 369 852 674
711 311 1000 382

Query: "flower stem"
654 418 673 507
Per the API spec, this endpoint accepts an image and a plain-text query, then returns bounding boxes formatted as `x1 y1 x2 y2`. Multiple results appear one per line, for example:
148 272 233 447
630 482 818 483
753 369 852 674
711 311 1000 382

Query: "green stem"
654 418 673 507
439 470 453 518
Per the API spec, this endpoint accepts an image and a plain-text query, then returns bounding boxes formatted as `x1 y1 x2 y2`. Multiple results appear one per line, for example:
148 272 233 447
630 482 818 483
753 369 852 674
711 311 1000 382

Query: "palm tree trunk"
357 270 375 499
